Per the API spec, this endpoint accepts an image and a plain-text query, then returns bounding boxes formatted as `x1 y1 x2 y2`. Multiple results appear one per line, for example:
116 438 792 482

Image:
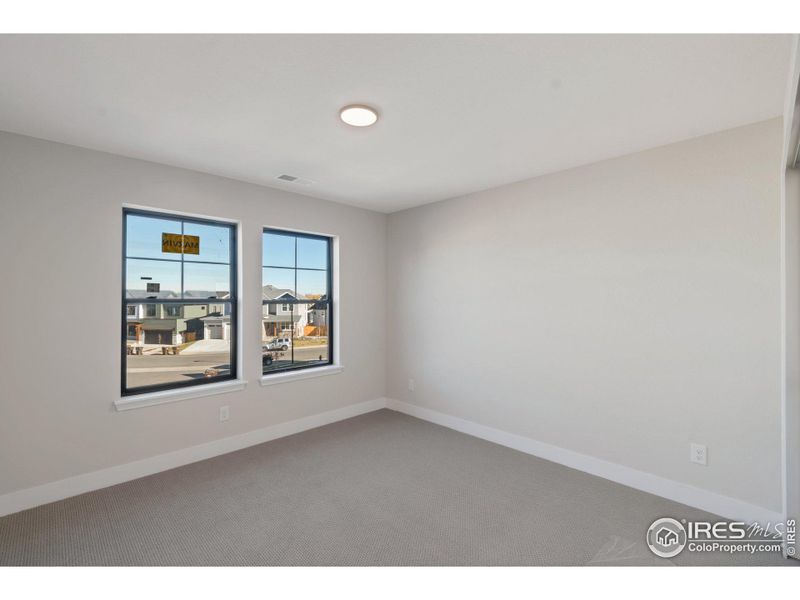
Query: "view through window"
262 229 332 374
123 209 237 394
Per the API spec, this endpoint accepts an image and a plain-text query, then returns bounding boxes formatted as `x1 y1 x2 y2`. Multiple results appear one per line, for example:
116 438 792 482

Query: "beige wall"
386 119 784 513
0 131 386 496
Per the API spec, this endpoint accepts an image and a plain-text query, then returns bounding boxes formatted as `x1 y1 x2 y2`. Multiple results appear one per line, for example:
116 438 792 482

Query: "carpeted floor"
0 409 794 566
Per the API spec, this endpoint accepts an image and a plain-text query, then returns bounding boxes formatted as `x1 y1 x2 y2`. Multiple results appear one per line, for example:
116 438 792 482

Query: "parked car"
265 337 291 351
262 347 287 367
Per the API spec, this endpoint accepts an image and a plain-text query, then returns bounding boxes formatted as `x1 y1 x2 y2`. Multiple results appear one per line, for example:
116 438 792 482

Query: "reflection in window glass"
126 214 183 260
183 222 231 264
262 229 332 376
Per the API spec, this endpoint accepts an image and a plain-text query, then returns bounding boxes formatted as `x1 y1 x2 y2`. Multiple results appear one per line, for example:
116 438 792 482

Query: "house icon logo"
656 527 678 546
647 518 687 558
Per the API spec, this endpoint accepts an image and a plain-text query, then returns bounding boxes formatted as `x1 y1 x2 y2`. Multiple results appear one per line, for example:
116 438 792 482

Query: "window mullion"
180 220 185 299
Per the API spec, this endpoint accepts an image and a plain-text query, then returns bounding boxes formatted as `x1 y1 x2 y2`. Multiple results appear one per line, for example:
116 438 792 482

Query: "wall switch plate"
408 379 415 392
690 443 707 466
219 406 230 422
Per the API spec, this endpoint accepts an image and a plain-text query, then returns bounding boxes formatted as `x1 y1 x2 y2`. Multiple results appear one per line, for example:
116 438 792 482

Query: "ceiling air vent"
276 174 314 185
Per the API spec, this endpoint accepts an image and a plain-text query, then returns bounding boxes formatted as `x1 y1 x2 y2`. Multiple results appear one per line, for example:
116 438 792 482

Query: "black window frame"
122 208 238 396
262 227 333 376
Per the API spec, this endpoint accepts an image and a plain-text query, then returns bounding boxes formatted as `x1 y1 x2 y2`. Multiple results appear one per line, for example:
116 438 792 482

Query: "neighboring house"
127 285 316 345
185 290 230 342
305 295 329 336
262 284 309 339
126 290 229 345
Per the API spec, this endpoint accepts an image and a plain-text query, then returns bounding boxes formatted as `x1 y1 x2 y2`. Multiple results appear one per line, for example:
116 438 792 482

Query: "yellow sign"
162 233 200 255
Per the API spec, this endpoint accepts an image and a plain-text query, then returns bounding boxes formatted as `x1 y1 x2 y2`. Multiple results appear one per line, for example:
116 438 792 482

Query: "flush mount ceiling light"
339 104 378 127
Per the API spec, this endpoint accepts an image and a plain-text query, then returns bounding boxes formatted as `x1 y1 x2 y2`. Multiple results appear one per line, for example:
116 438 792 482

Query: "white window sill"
260 365 344 386
114 379 247 411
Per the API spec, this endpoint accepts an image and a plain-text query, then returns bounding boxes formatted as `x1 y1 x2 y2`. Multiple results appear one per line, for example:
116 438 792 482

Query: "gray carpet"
0 409 793 566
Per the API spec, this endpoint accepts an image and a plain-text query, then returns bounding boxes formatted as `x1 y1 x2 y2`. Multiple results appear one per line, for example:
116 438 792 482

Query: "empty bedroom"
1 1 799 595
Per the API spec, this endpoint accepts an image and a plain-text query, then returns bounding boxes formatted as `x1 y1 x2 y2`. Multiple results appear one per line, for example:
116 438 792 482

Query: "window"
262 228 332 375
123 209 237 395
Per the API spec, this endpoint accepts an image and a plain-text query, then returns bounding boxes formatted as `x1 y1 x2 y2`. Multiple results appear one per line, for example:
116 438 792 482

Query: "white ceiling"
0 34 792 213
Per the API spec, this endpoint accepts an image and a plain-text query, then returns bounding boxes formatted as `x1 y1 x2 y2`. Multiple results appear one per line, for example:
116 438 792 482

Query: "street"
126 345 328 388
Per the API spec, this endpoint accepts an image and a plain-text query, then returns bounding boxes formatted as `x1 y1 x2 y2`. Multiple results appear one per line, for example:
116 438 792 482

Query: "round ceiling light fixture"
339 104 378 127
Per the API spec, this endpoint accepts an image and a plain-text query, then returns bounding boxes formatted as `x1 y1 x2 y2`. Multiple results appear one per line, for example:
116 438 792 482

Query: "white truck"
264 337 291 351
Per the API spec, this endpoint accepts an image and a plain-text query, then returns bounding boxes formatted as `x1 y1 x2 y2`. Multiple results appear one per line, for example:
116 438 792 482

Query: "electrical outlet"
690 443 707 466
408 379 415 392
219 406 230 422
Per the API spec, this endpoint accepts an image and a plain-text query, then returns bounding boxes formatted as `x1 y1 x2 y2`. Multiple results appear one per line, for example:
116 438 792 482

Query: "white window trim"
260 225 340 387
120 204 245 410
114 379 248 411
260 365 343 386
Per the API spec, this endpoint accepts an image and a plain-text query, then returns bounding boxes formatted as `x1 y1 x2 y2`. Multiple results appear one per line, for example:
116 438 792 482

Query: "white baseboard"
1 396 782 527
385 398 782 525
0 397 388 518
